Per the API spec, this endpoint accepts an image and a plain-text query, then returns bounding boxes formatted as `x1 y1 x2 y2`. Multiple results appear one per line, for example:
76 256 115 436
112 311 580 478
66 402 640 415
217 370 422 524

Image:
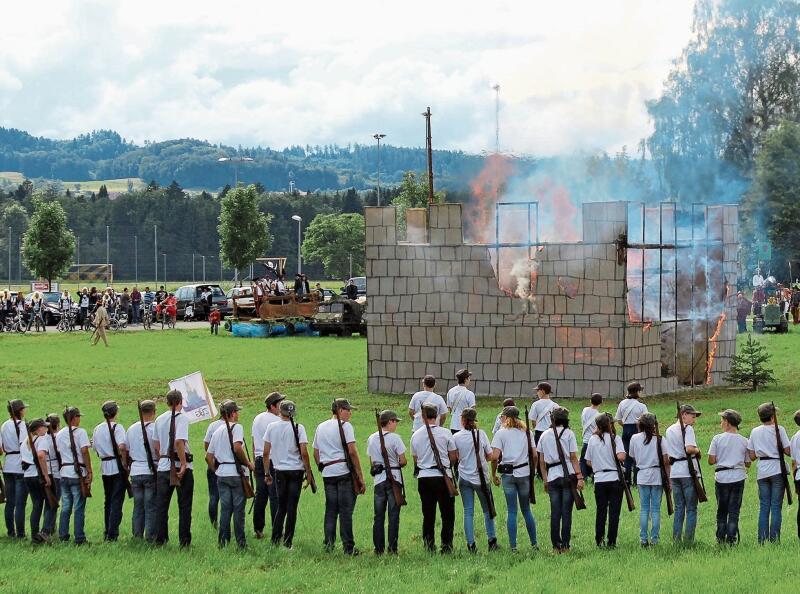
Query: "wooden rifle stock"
553 423 585 510
290 416 316 494
523 407 536 505
105 418 133 498
772 402 793 506
375 410 406 506
423 418 458 497
137 401 158 482
63 412 91 498
334 406 363 495
27 428 58 510
470 427 495 518
676 402 707 503
224 419 254 499
654 421 674 516
609 419 635 512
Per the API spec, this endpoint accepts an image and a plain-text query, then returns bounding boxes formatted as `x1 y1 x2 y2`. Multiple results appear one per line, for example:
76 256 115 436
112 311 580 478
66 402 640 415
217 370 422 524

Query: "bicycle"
161 307 176 330
7 313 28 333
109 310 128 332
57 310 77 332
140 304 153 330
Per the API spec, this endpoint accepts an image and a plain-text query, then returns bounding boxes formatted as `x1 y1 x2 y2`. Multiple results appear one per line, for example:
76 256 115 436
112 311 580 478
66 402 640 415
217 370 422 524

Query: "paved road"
123 320 210 331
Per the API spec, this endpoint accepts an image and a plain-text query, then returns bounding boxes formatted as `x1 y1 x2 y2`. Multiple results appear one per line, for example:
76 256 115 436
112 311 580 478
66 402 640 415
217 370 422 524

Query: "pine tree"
724 334 776 391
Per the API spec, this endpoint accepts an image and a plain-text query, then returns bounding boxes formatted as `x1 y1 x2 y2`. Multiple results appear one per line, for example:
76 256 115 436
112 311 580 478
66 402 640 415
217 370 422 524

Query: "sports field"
1 328 799 593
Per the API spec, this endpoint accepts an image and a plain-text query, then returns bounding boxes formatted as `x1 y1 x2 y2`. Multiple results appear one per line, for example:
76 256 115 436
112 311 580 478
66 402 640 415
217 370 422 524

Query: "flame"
643 321 653 332
465 153 515 244
705 312 727 384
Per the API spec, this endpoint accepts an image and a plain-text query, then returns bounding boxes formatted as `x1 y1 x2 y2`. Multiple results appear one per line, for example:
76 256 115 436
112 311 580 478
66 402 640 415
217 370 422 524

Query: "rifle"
27 427 58 510
375 410 406 507
609 418 635 512
290 415 316 494
167 409 181 487
423 416 458 497
224 419 254 499
523 406 537 505
654 420 674 516
676 402 707 503
470 427 495 518
105 417 133 498
334 405 363 495
772 402 793 506
552 422 585 510
63 412 91 498
137 401 157 482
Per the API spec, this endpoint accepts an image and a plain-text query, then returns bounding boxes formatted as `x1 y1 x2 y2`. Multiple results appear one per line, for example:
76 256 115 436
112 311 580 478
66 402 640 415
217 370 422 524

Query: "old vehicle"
312 299 366 337
227 286 256 318
753 300 789 333
174 284 229 318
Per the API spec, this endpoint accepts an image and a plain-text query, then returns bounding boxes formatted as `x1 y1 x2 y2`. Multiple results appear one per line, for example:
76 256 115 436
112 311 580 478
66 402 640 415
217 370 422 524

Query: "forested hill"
0 127 501 191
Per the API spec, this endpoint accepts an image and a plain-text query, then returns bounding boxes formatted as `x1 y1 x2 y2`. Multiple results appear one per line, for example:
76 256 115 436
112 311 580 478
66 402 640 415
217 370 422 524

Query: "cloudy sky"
0 0 695 156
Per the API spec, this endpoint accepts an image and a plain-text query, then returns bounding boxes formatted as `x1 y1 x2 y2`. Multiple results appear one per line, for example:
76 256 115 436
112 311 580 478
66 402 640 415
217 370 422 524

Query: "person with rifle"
585 413 626 548
126 400 158 541
629 413 668 546
615 382 648 485
312 398 366 555
366 409 407 555
42 414 62 539
491 405 538 551
56 406 92 545
454 408 497 553
3 399 30 539
747 402 791 543
263 400 314 549
21 418 56 543
411 403 459 553
206 399 254 549
92 400 130 542
708 409 750 544
579 393 604 481
538 406 584 553
203 410 226 529
664 403 704 543
251 391 283 539
153 389 194 547
528 382 558 478
790 410 800 539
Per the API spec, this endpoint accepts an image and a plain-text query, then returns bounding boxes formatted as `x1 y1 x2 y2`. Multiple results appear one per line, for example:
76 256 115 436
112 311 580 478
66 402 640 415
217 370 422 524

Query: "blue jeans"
501 474 536 548
323 474 357 553
59 477 87 543
459 479 497 546
757 474 784 543
43 478 60 535
638 484 662 544
3 472 29 537
715 480 744 543
621 424 637 484
373 479 402 553
26 477 54 537
218 475 246 548
547 477 574 549
131 474 158 541
102 473 126 540
253 457 278 534
131 302 140 324
207 467 220 525
671 477 698 542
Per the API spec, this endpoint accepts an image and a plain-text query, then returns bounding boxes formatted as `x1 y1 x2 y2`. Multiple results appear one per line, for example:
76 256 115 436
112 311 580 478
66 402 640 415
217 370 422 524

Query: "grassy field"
11 279 344 295
1 328 800 593
0 172 146 193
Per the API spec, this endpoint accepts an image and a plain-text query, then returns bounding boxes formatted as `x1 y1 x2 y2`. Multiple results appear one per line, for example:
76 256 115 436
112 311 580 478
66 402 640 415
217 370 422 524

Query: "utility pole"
192 253 196 283
17 237 21 284
349 253 353 279
106 225 110 285
373 133 386 206
154 225 158 286
422 107 435 205
493 83 501 154
202 255 206 283
163 253 167 288
76 236 80 273
7 226 10 290
134 235 138 284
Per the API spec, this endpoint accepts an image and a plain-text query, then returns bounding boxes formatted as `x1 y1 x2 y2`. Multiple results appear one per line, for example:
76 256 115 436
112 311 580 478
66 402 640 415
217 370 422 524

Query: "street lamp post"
162 253 167 288
202 255 206 283
106 225 110 285
192 253 196 283
217 156 254 187
373 133 386 206
7 226 10 290
291 215 302 274
134 234 138 284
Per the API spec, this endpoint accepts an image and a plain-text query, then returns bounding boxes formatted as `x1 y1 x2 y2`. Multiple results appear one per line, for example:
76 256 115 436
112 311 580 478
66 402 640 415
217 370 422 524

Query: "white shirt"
791 430 800 481
155 410 193 471
208 422 246 477
628 432 663 486
410 425 456 479
313 418 356 478
408 391 447 432
491 427 533 478
126 420 157 477
753 274 764 288
585 433 625 484
537 427 577 481
42 432 61 478
581 407 600 443
708 432 749 483
56 426 91 479
264 420 308 472
748 424 790 480
446 385 475 430
204 419 225 445
1 418 25 473
492 413 502 435
453 428 491 485
80 294 89 307
21 436 40 479
366 430 406 485
529 399 558 432
252 411 281 457
664 422 699 479
93 421 128 476
615 399 648 425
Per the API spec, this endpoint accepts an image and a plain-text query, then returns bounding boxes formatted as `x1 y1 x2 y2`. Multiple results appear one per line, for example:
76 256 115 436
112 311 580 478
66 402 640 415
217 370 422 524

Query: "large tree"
391 171 444 237
22 196 76 289
302 213 365 279
218 184 273 283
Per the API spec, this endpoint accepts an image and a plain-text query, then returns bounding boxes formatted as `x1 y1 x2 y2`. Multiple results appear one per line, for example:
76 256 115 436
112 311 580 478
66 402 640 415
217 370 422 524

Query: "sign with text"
30 281 58 293
168 371 217 424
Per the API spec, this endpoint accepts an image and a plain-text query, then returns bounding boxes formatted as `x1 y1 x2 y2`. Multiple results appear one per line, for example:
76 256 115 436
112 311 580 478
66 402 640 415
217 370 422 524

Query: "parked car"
226 286 256 317
174 284 229 319
24 292 64 325
340 276 367 298
319 288 337 302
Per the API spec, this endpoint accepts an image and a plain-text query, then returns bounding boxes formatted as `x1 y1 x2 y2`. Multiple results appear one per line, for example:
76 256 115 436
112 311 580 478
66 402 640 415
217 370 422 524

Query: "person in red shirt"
209 306 221 335
157 292 177 324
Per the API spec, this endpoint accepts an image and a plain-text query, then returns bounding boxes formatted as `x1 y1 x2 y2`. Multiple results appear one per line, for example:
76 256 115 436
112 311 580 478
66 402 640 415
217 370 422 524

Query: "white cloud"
0 0 695 155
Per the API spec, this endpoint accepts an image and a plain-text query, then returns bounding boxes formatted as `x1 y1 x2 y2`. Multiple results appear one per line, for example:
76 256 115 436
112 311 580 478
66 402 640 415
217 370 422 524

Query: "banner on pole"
168 371 217 424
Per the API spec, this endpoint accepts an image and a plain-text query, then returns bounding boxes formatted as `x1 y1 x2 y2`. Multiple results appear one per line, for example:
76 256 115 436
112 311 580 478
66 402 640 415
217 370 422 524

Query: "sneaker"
255 531 264 540
344 548 361 557
488 538 500 552
467 542 477 554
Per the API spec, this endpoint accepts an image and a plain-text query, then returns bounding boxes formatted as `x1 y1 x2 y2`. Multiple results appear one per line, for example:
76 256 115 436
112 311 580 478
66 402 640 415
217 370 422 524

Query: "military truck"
753 301 789 333
312 299 366 337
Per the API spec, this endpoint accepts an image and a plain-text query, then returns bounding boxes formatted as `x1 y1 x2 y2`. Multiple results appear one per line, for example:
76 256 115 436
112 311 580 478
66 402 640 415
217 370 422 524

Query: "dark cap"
627 381 642 395
379 410 401 424
501 405 520 419
64 406 83 420
718 409 742 427
220 399 241 416
280 400 296 417
265 392 286 408
139 400 156 413
536 382 552 394
332 398 353 413
422 403 439 419
7 399 28 415
28 418 49 432
166 389 183 406
757 402 776 422
551 406 570 424
679 404 702 417
461 407 477 422
456 369 472 383
101 400 119 418
45 413 60 428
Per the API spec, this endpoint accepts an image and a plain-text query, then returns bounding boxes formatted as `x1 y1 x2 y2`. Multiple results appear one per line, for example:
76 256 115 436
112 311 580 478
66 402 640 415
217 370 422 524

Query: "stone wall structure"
365 202 738 398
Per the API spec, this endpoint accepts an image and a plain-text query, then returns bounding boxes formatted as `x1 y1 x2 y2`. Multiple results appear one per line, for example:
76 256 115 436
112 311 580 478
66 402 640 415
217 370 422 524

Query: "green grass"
1 328 800 593
0 172 146 192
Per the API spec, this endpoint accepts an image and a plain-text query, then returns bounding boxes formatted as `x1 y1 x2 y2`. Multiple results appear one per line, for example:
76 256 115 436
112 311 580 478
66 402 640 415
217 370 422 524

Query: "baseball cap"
28 418 49 432
102 400 119 417
7 399 28 414
265 392 286 408
280 400 296 417
718 409 742 427
679 404 702 417
501 405 520 419
379 410 400 424
220 400 242 416
64 406 83 419
332 398 353 413
456 369 472 383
